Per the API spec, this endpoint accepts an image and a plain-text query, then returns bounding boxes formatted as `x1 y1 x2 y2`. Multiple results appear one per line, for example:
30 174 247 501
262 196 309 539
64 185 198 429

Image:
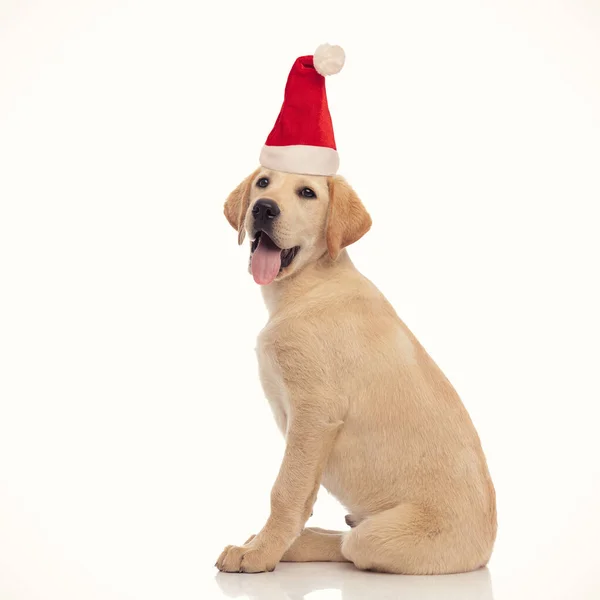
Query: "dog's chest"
256 340 290 436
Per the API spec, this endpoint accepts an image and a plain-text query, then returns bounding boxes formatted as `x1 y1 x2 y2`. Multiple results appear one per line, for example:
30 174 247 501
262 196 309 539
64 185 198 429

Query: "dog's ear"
326 176 372 260
224 169 259 245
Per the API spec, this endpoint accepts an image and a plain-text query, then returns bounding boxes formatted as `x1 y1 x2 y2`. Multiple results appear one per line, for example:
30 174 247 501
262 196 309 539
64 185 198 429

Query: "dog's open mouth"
250 231 300 286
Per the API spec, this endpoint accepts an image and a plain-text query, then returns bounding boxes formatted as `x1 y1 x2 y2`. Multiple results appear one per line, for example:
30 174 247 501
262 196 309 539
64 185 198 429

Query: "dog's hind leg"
306 526 343 534
341 503 493 574
281 528 349 563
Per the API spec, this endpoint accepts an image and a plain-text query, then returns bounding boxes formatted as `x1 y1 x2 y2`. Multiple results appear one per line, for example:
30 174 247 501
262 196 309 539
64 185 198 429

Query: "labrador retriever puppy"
217 168 497 574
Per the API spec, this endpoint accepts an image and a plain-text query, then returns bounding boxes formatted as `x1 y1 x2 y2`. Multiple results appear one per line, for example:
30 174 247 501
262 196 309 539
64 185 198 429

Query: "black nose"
252 199 280 227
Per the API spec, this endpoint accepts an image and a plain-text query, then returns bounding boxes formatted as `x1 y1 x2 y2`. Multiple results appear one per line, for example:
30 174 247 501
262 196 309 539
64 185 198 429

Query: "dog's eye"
299 187 316 199
256 177 269 188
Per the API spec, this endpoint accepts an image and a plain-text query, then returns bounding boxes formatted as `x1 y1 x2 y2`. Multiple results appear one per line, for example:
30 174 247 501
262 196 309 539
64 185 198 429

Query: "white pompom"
313 43 345 76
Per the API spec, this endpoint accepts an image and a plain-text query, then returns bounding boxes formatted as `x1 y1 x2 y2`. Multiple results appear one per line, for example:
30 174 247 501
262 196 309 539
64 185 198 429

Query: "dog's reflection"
215 563 494 600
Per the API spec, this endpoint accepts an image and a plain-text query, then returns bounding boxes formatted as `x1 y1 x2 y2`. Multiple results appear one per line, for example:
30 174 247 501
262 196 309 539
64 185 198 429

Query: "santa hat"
259 43 345 177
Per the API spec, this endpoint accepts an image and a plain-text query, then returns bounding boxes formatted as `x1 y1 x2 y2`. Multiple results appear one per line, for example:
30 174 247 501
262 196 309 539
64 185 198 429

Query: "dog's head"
224 168 371 285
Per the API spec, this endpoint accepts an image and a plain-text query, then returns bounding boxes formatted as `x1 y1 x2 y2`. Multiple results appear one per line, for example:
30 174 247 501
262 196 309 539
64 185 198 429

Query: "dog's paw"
215 543 278 573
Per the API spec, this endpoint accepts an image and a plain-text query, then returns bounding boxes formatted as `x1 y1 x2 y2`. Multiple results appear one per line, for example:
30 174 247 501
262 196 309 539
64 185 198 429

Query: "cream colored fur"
217 169 497 574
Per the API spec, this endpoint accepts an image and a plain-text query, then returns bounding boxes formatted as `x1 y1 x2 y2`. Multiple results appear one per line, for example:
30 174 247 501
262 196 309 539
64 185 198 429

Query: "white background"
1 1 599 599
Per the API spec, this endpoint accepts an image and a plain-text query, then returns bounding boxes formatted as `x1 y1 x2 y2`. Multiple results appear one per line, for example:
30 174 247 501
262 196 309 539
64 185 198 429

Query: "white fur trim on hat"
259 144 340 176
314 44 345 77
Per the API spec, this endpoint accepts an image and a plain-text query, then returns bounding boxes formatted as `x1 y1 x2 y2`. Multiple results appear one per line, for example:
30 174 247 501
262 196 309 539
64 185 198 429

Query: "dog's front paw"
215 543 278 573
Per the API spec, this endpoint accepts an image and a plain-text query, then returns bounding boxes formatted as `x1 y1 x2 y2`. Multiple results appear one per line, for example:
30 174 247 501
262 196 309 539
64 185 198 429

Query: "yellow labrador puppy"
217 168 497 574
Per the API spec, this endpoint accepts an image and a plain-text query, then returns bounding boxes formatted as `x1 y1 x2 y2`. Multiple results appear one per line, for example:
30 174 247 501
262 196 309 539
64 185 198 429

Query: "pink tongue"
251 235 282 285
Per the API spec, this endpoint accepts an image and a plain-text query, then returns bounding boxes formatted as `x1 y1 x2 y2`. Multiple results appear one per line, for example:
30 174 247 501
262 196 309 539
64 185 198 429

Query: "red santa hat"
259 43 345 177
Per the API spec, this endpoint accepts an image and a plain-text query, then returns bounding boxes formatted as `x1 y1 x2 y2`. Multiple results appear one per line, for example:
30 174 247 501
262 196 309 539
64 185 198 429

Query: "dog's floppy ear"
224 169 259 245
326 176 372 260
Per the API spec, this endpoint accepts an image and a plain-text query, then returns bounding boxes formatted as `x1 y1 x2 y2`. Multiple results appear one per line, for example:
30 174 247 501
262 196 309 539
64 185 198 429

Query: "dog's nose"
252 199 280 226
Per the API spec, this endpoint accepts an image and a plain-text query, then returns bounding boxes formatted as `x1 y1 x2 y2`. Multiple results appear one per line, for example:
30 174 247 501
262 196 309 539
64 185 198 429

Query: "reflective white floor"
214 563 495 600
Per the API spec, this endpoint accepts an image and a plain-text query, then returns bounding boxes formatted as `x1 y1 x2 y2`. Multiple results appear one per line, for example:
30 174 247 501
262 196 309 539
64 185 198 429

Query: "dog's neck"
261 249 356 317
